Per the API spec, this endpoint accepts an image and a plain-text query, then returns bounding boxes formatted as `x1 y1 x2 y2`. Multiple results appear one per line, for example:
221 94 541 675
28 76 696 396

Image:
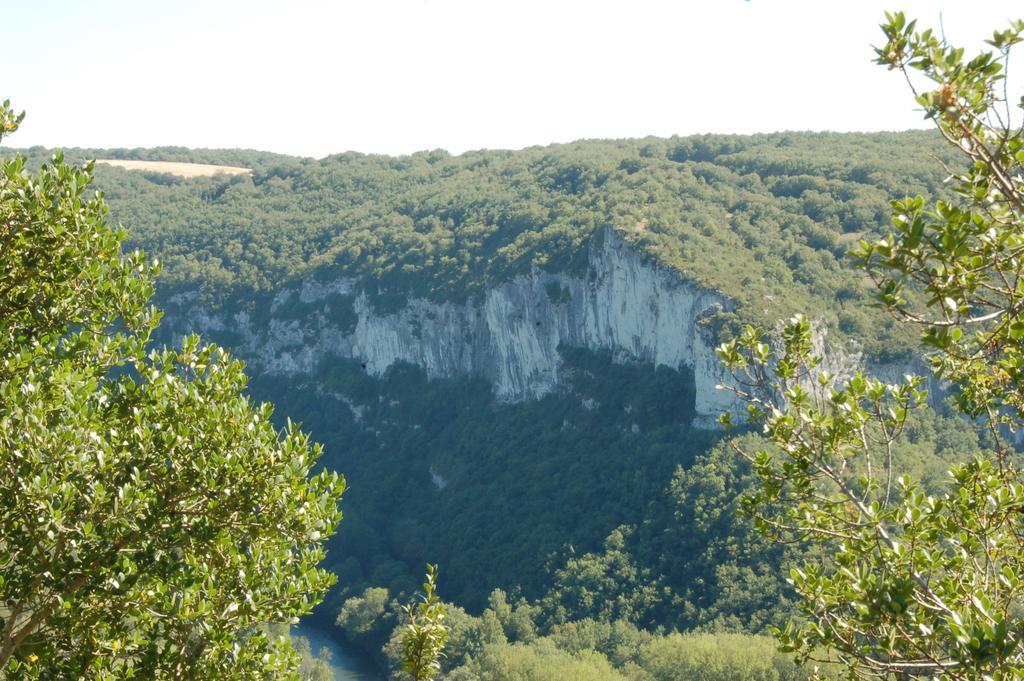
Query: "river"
292 621 386 681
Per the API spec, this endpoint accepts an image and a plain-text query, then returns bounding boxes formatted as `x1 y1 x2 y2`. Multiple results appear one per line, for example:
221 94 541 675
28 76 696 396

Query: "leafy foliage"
0 101 344 679
400 565 449 681
860 14 1024 435
717 13 1024 679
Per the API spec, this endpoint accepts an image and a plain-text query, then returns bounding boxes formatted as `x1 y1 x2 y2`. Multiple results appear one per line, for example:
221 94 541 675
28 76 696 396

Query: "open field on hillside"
96 159 252 178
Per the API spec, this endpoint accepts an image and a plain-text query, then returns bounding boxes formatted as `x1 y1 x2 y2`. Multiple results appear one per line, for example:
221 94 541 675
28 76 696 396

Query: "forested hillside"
7 131 984 678
16 130 956 361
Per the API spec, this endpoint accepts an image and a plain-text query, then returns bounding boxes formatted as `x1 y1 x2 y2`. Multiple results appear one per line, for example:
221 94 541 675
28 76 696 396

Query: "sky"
4 0 1022 158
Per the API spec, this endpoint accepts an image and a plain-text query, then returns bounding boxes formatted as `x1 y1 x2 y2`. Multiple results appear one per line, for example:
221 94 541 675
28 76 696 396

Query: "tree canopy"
0 100 344 679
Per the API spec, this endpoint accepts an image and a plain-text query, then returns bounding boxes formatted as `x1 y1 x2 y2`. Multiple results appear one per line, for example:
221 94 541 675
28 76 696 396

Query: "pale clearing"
95 159 252 178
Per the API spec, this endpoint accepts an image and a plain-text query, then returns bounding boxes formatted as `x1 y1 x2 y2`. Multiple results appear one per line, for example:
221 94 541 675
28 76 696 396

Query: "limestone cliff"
162 229 860 426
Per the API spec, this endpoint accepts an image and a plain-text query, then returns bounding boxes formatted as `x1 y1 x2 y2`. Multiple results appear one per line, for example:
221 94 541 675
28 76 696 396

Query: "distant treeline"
11 130 955 361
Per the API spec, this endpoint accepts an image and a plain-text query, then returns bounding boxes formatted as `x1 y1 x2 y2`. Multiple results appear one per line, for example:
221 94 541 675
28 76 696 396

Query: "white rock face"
163 230 776 424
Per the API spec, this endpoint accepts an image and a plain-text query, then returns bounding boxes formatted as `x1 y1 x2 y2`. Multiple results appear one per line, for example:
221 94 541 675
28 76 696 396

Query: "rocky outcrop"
163 229 861 426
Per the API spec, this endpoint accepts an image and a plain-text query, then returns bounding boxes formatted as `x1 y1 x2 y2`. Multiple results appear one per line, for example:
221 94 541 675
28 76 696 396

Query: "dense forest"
15 130 958 361
260 354 979 679
6 131 985 678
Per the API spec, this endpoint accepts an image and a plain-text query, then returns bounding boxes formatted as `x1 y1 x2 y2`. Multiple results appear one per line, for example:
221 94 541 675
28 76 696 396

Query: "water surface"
292 621 385 681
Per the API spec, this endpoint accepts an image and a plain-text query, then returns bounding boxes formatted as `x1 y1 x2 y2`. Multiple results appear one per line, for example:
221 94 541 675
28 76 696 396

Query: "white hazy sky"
4 1 1022 158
